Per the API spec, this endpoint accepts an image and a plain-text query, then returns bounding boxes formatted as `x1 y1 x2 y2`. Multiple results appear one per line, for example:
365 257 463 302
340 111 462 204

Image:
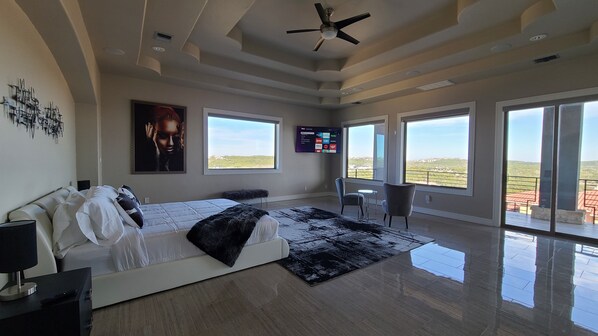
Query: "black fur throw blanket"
186 204 268 267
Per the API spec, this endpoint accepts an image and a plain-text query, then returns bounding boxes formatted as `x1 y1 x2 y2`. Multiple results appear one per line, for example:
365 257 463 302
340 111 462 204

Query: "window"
203 108 281 174
399 102 475 195
343 116 387 181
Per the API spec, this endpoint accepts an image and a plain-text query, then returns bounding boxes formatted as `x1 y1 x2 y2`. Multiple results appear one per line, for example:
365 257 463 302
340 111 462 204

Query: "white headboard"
8 187 75 278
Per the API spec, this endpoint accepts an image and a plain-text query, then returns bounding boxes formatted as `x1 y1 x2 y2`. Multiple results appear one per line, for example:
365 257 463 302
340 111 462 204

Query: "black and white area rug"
270 207 434 285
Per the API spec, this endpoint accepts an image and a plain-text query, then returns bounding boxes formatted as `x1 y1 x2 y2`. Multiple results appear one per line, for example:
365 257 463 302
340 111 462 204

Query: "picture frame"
132 100 186 174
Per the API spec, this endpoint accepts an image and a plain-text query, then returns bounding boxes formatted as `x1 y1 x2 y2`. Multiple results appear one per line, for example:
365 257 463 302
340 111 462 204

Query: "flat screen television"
295 126 342 153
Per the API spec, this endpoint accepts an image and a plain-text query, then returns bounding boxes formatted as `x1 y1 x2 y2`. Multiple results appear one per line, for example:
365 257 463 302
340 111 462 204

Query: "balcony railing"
346 168 597 224
505 175 598 224
405 170 467 189
346 168 384 180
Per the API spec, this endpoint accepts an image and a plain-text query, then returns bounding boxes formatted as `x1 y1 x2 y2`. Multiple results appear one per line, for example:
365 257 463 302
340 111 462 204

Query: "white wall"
0 0 77 285
332 53 598 225
100 74 333 204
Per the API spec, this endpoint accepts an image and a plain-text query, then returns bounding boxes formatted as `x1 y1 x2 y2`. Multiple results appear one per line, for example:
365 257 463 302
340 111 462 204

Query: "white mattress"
63 199 279 276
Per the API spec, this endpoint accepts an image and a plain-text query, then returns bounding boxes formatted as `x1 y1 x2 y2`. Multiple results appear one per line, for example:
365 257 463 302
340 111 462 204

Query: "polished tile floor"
91 197 598 336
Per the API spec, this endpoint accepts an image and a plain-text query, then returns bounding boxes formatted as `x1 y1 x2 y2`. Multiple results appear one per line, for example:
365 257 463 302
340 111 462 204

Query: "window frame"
203 108 282 175
397 102 475 196
342 115 388 185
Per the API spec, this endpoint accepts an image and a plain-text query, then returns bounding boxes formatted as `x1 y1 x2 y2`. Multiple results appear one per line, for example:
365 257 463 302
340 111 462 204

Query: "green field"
208 155 274 169
347 157 598 189
208 155 598 184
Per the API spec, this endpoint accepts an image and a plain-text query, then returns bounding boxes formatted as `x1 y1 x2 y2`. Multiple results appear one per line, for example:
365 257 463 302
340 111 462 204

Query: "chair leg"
388 216 392 227
383 213 386 223
359 204 364 216
405 216 409 229
341 205 344 214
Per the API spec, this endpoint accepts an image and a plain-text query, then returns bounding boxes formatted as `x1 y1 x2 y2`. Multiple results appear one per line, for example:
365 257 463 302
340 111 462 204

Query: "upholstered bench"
222 189 269 207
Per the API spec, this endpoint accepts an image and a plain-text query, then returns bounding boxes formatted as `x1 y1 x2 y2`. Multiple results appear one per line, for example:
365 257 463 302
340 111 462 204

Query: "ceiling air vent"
534 54 559 64
417 80 454 91
153 31 173 42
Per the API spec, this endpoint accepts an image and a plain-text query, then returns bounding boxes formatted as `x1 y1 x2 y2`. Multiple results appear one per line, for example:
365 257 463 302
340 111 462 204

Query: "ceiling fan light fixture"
321 26 337 40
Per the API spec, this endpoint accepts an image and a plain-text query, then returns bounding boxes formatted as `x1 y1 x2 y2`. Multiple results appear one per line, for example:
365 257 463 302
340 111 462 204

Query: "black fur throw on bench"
222 189 269 201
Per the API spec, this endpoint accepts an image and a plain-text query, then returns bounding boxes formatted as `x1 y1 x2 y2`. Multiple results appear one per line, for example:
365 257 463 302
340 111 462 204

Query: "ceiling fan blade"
335 12 371 30
336 30 359 45
315 3 329 24
313 37 325 51
286 29 320 34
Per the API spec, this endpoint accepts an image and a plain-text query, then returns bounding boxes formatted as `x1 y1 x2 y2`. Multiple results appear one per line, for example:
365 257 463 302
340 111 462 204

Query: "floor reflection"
92 196 598 335
408 229 598 334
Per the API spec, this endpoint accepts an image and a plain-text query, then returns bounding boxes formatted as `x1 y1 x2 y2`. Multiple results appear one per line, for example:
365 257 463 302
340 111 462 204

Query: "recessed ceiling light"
152 46 166 53
491 43 512 53
529 34 548 42
103 47 125 56
406 70 421 76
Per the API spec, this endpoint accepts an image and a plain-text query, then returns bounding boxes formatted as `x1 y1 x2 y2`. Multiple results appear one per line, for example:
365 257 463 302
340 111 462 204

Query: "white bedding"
63 199 279 276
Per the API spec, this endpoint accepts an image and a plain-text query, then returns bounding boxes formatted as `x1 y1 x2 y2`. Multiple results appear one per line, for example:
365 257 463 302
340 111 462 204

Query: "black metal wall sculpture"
1 79 64 139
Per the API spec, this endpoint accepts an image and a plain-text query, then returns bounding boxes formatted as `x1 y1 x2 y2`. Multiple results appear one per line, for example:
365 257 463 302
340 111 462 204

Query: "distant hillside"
207 155 598 179
208 155 274 169
406 158 467 173
348 157 598 180
506 160 598 180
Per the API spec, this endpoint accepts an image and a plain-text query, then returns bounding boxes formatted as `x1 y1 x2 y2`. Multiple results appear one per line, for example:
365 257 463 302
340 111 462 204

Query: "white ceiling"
78 0 598 108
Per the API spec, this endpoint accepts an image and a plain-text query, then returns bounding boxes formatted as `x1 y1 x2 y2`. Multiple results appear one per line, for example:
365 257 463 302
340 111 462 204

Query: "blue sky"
405 115 469 161
507 101 598 162
209 101 598 162
208 117 275 156
347 125 374 157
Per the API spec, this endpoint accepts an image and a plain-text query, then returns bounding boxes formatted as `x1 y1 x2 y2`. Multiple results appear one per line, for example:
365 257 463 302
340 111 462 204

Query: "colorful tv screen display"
295 126 342 153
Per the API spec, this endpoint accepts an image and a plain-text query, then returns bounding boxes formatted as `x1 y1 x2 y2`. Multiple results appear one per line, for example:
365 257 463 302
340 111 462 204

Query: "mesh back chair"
382 183 416 228
335 178 364 217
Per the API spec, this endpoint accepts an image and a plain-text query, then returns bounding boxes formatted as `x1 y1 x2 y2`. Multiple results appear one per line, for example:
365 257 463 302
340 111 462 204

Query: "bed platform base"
93 237 288 308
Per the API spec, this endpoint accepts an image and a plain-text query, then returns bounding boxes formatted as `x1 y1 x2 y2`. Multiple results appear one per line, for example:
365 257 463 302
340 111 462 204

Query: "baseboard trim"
413 206 496 227
243 192 336 204
243 195 495 227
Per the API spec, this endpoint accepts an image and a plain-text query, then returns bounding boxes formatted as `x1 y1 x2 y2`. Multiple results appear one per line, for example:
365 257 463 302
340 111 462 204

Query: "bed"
8 186 290 308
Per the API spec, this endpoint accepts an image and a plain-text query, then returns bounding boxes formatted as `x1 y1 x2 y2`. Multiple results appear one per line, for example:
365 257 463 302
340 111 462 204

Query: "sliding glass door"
504 106 554 232
503 97 598 241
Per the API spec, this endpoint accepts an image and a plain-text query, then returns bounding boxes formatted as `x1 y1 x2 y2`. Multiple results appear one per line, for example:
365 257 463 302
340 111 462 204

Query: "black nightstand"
0 267 92 336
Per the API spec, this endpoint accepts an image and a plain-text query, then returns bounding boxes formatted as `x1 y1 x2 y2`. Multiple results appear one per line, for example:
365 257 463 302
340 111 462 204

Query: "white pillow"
52 191 89 258
89 185 118 199
78 186 124 246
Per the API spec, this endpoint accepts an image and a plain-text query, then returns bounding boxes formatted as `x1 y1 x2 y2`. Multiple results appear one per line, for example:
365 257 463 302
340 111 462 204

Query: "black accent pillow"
115 192 144 228
120 185 141 206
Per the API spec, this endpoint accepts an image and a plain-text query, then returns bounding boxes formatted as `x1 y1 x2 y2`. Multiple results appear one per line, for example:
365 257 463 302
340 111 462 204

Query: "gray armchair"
335 178 364 216
382 183 416 228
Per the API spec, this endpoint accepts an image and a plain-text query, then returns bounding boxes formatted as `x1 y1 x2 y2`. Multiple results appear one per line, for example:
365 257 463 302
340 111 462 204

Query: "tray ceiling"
79 0 598 108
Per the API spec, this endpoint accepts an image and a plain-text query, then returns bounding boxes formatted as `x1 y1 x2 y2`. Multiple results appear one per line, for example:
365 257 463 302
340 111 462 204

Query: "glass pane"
504 107 553 232
346 123 385 180
207 116 276 169
555 100 598 238
404 115 468 188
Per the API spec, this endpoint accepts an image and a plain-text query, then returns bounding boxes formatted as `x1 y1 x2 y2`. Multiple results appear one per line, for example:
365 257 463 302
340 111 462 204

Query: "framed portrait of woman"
132 100 186 173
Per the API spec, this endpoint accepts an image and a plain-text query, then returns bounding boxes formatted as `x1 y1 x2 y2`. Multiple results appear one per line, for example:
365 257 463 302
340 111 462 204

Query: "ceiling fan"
286 3 371 51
